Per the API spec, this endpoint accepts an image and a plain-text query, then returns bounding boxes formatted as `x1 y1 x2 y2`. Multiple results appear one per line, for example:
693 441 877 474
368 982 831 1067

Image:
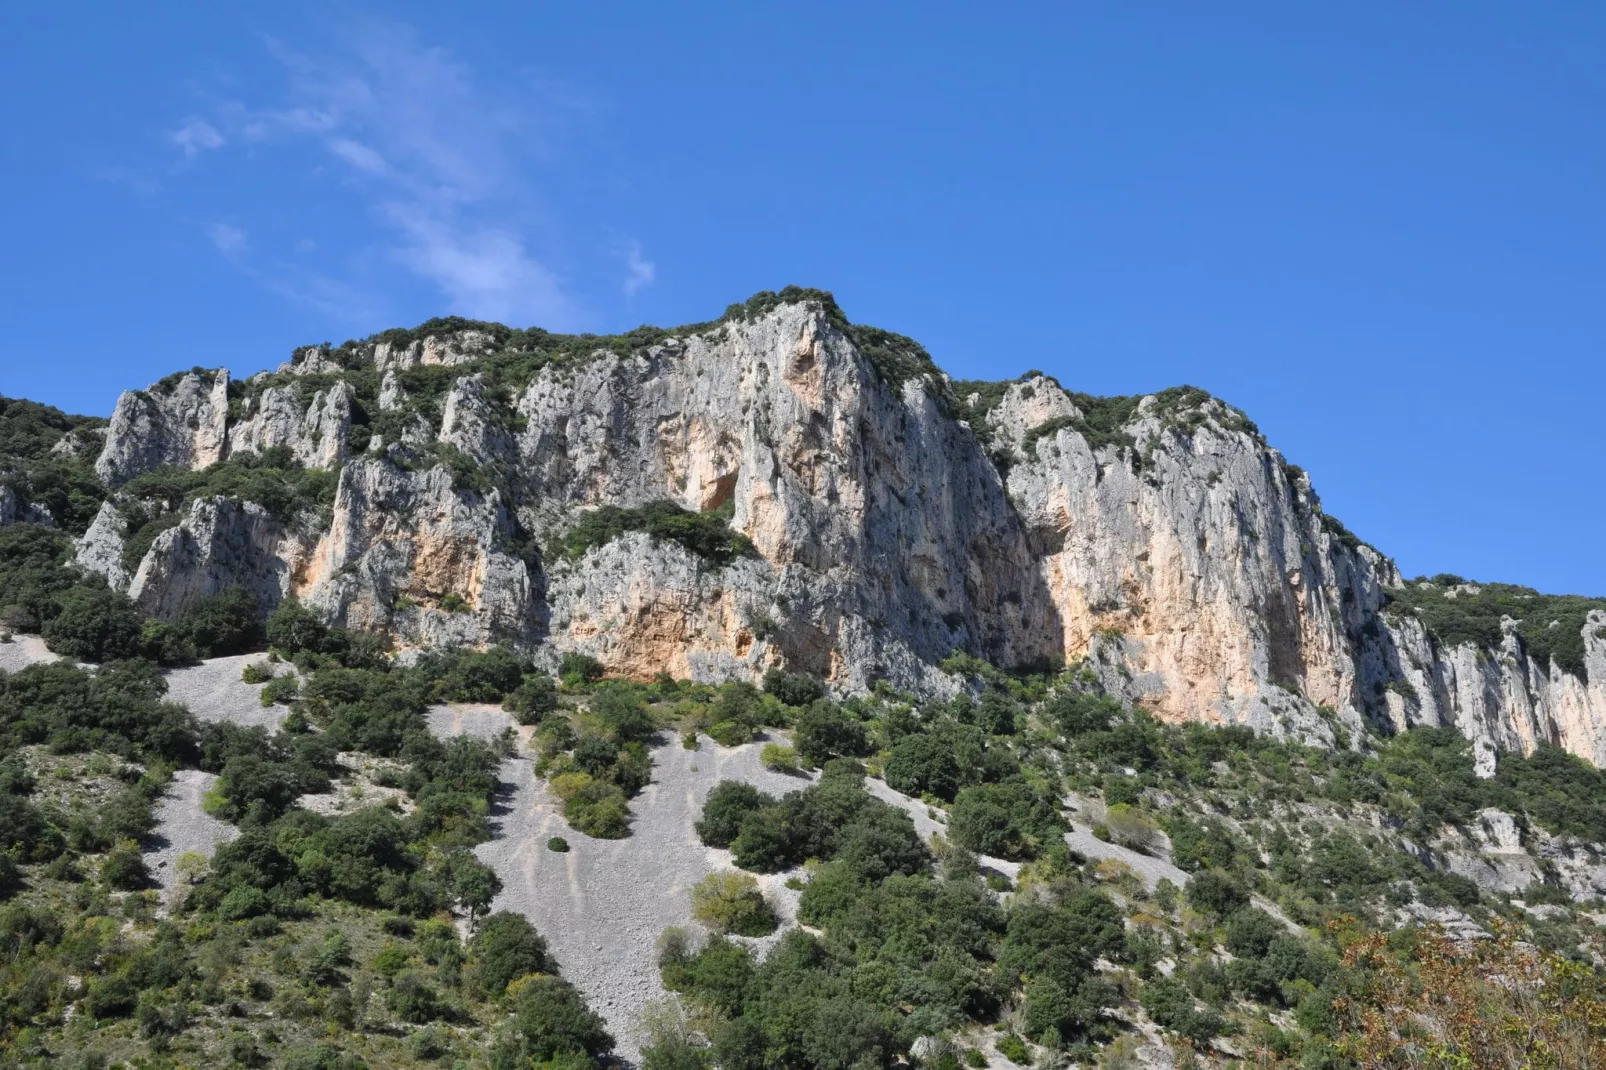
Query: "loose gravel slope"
146 769 239 912
163 653 286 729
428 707 809 1060
0 634 58 673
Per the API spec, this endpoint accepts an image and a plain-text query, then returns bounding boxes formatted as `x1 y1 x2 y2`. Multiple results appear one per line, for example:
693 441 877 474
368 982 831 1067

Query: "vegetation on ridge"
1386 574 1606 680
558 499 756 568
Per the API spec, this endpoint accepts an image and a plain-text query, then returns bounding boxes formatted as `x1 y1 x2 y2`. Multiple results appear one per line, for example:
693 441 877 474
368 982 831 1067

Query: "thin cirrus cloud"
170 20 640 328
205 222 248 256
622 241 656 299
168 118 224 159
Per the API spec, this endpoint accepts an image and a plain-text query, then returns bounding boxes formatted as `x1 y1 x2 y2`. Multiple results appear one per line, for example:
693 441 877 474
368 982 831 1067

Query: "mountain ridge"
2 287 1603 770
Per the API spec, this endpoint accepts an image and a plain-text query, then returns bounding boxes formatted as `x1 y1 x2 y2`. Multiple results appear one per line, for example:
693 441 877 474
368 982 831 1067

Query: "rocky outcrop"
77 297 1606 766
96 371 230 485
440 374 512 465
372 330 496 372
507 308 1057 691
546 532 777 682
75 501 130 589
1371 609 1606 771
128 497 316 620
995 381 1387 741
298 458 541 650
227 380 352 468
1437 807 1606 899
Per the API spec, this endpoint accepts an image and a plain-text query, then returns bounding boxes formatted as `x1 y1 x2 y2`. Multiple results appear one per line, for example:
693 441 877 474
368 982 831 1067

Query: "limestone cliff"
75 293 1606 766
97 371 230 485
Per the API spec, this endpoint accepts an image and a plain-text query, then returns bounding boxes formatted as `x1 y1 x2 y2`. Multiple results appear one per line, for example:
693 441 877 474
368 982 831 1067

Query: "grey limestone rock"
84 299 1606 768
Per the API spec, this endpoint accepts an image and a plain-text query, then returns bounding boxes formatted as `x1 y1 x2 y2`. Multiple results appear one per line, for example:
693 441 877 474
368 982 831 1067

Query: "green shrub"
793 702 868 766
949 780 1061 860
42 588 144 662
690 871 777 936
559 652 604 685
260 675 299 707
471 912 550 996
507 974 615 1062
422 646 526 703
696 782 776 849
561 500 756 567
1101 803 1159 853
707 720 753 747
548 836 570 853
504 673 558 723
100 843 150 890
995 1034 1030 1065
241 661 275 685
1140 976 1226 1043
551 774 632 839
762 669 823 707
590 683 655 742
265 598 328 655
1187 870 1250 919
760 743 800 773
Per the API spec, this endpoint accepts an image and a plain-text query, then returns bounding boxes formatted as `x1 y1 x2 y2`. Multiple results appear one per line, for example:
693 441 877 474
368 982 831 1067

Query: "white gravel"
145 768 238 912
162 653 286 730
428 708 811 1061
0 634 59 673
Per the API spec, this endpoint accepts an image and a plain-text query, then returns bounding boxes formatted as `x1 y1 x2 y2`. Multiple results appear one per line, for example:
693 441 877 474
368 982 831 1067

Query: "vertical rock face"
991 380 1390 741
298 459 540 651
83 297 1606 767
227 380 352 468
96 371 230 484
127 497 315 620
1371 609 1606 771
74 501 130 589
511 306 1057 690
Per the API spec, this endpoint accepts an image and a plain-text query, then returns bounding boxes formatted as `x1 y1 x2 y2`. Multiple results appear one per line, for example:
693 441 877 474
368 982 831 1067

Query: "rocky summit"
33 288 1601 771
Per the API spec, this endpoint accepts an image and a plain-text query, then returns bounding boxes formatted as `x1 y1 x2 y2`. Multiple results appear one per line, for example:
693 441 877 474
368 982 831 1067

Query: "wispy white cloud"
327 137 387 175
206 222 248 256
622 240 656 298
385 206 567 324
169 118 224 158
179 19 581 326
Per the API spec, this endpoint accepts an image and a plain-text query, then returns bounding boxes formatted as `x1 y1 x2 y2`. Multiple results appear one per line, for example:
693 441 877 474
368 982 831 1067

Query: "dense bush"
502 974 614 1064
690 871 777 936
793 702 869 767
42 587 145 662
420 646 527 703
560 651 604 685
504 672 557 723
0 658 198 762
763 668 824 707
949 779 1063 860
700 763 928 879
0 523 88 633
472 912 550 996
560 500 756 567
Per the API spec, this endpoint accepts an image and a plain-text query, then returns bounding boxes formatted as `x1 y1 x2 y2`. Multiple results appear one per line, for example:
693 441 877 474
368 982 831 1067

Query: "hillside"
1 289 1605 1069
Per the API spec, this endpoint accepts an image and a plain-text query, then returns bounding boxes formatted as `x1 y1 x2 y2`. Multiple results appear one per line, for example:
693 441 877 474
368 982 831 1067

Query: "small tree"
504 673 558 724
451 854 503 927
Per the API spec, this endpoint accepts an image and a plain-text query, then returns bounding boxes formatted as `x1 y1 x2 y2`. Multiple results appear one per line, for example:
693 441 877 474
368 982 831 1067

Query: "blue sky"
2 3 1602 594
